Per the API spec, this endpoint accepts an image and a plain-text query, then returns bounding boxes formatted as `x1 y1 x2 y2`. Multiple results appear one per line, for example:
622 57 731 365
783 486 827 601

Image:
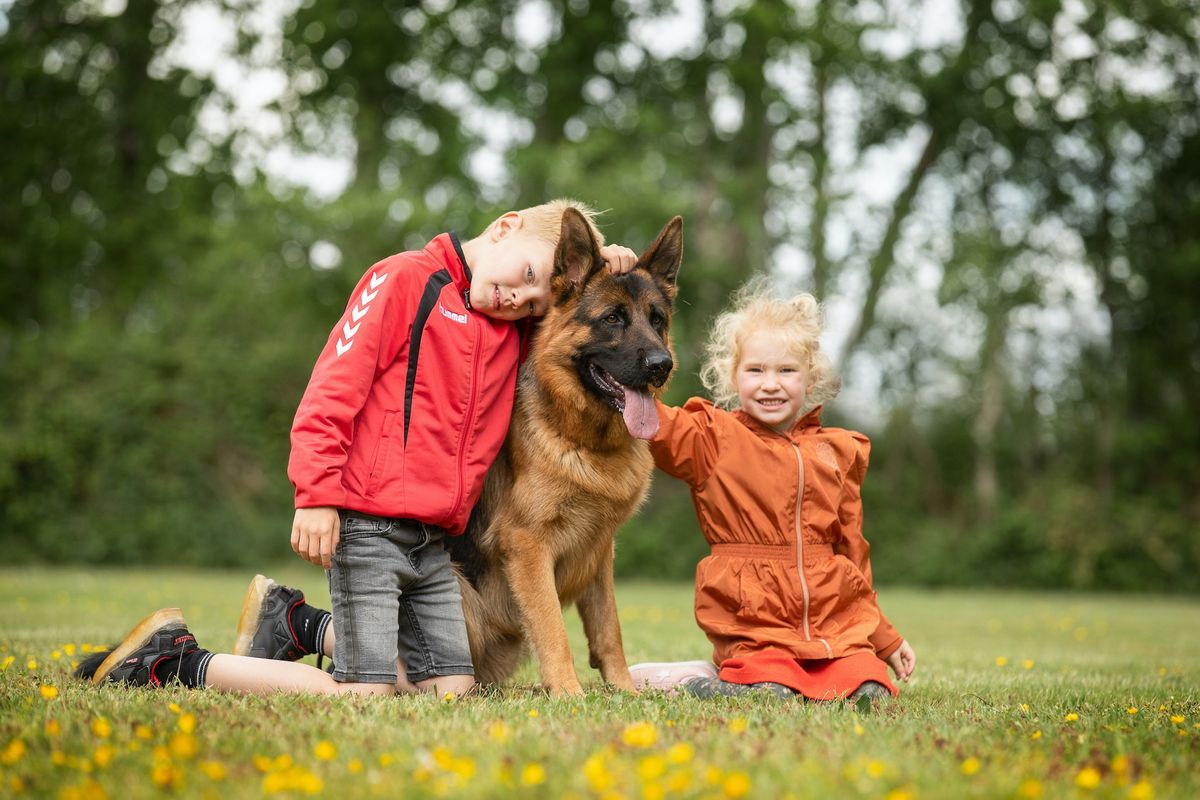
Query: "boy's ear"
490 211 523 241
552 207 603 299
639 216 684 303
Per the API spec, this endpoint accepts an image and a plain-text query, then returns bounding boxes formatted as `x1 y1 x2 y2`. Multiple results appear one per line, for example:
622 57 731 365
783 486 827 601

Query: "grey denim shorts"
327 511 474 685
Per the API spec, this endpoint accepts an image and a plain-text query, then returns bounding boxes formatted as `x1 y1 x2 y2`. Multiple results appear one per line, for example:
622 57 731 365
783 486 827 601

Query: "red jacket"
288 233 523 534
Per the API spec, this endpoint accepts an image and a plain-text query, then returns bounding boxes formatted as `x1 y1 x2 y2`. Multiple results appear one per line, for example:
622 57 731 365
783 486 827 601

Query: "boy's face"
468 213 556 322
735 330 811 433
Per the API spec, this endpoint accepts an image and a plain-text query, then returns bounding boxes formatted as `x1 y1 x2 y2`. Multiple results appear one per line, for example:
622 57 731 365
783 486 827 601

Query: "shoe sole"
629 660 719 689
232 574 275 657
91 607 185 686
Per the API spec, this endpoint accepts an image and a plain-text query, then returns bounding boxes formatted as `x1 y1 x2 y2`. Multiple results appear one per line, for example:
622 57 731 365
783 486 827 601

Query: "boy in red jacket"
79 200 636 697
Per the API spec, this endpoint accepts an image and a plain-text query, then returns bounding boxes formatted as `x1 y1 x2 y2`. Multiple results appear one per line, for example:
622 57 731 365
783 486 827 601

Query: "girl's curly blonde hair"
699 278 841 414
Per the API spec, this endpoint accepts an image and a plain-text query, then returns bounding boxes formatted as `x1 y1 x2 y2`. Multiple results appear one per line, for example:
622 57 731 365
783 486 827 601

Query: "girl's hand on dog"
291 506 341 569
600 243 638 275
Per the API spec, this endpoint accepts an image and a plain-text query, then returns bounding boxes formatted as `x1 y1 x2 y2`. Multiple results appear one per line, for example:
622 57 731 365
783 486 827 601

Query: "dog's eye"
650 312 664 329
604 313 622 325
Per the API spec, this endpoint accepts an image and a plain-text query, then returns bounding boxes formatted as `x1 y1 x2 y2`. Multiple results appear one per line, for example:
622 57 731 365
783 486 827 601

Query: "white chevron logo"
336 271 387 358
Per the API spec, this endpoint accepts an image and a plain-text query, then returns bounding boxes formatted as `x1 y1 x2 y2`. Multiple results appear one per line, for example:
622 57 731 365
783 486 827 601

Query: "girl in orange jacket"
629 283 916 702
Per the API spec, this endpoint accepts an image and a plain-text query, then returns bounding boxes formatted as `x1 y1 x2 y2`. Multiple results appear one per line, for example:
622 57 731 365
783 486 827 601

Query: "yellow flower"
273 754 294 771
643 783 666 800
865 759 887 778
177 713 196 733
1129 779 1154 799
253 755 274 773
1030 730 1042 740
1075 767 1101 789
45 719 61 736
152 762 183 791
200 760 226 781
960 757 981 776
638 755 667 781
262 765 323 795
1127 707 1139 715
705 766 724 785
623 722 658 748
527 708 539 718
64 644 76 656
1064 712 1079 722
885 789 915 800
348 758 364 774
1020 703 1030 713
168 702 183 714
666 743 694 764
1018 778 1044 797
91 718 112 739
379 753 395 768
666 768 693 793
93 744 115 768
995 656 1008 667
38 684 59 700
727 717 748 734
134 725 152 740
27 658 38 669
314 740 337 761
854 723 865 736
488 721 510 742
520 763 546 786
1022 659 1035 669
0 655 14 670
1 739 27 765
441 691 456 703
51 649 62 661
168 733 198 760
722 771 751 798
584 754 613 792
1170 715 1184 725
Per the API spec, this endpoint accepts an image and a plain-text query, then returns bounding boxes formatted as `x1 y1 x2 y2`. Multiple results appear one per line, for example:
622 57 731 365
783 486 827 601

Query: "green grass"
1 567 1197 798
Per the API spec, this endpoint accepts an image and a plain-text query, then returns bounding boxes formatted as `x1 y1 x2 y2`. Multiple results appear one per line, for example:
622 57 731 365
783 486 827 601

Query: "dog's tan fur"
454 210 683 696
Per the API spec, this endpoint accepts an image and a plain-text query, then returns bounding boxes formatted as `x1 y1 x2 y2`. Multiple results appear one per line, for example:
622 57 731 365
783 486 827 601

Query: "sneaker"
629 660 719 692
232 574 308 661
847 680 892 710
83 608 198 687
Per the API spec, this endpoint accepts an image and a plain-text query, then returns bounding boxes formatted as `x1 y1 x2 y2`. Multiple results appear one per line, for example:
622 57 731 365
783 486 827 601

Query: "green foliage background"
1 0 1197 590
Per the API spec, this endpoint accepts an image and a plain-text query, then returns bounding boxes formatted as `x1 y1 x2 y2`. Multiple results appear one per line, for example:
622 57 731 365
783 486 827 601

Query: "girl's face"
735 330 810 433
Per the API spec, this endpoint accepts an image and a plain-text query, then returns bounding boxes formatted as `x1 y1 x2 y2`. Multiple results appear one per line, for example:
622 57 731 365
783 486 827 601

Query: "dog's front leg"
500 531 584 696
576 545 635 691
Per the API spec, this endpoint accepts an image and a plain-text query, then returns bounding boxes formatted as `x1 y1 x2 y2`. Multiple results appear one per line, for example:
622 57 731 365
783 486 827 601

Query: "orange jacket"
649 398 902 664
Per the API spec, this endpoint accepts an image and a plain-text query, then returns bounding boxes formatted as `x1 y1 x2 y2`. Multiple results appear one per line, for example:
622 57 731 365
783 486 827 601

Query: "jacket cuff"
874 635 903 661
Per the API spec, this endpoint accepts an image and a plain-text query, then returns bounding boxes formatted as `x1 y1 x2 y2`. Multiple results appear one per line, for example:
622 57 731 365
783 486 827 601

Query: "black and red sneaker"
232 574 309 661
81 608 199 687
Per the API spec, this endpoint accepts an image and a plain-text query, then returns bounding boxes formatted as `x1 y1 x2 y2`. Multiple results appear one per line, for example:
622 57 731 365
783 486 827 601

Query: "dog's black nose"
644 350 673 385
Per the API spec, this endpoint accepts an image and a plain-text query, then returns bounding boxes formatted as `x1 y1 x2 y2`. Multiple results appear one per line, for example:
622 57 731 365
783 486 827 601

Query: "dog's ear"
552 207 604 300
638 216 683 303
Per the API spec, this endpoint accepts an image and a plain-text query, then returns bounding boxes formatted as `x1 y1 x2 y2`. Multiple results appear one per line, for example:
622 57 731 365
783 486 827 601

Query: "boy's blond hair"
513 198 606 247
700 278 841 414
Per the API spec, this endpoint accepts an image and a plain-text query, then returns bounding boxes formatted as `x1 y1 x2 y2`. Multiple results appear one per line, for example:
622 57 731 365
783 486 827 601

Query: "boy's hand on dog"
291 507 341 569
599 243 637 275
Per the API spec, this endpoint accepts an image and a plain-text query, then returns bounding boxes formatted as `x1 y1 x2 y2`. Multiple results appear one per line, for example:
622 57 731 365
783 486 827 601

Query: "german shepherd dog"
447 209 683 696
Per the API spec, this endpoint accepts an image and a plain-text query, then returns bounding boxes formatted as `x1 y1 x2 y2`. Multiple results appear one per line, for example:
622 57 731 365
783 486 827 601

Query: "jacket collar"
734 405 824 441
426 232 473 297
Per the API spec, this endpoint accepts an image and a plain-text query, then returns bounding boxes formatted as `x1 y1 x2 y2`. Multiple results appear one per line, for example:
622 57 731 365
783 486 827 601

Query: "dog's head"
531 209 683 439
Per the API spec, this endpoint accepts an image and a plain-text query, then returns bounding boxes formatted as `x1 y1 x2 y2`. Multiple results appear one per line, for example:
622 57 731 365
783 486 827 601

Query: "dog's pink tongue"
622 387 659 440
